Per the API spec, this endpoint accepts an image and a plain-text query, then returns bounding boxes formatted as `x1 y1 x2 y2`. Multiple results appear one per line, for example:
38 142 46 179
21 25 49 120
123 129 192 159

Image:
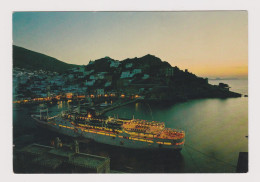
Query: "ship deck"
122 120 184 140
49 116 185 141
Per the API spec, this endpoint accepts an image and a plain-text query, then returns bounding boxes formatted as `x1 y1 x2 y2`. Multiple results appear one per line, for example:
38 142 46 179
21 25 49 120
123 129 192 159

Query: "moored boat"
32 110 185 151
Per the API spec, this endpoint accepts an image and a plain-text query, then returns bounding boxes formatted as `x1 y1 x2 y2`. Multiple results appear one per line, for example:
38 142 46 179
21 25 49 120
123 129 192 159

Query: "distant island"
13 45 242 104
208 77 239 80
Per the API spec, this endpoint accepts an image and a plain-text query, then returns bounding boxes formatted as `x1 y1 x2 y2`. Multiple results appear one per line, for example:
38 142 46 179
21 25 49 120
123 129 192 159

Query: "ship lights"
66 93 73 99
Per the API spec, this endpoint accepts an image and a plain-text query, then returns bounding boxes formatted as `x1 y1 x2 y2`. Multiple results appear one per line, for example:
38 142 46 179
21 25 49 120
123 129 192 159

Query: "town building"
132 69 142 74
125 63 133 68
110 61 121 68
96 89 105 96
120 71 133 79
105 81 112 87
142 74 150 80
85 80 95 86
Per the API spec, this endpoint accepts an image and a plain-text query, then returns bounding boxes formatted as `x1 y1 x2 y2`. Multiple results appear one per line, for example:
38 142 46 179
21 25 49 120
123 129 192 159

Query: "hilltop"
13 45 80 73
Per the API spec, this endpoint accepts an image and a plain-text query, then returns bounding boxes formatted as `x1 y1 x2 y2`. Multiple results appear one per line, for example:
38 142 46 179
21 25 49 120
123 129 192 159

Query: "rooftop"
18 143 110 173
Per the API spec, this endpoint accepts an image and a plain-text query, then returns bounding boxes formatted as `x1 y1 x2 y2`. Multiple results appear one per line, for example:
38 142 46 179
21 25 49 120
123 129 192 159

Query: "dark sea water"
13 79 248 173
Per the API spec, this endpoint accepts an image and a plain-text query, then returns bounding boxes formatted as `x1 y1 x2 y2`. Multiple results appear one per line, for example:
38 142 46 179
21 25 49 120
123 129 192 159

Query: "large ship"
31 109 185 151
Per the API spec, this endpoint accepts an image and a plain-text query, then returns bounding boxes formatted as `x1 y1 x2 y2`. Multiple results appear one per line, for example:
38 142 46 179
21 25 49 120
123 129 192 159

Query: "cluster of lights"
47 113 185 147
50 120 185 146
14 91 142 104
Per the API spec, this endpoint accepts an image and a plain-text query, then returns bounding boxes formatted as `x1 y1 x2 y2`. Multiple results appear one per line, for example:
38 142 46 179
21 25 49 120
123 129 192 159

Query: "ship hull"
32 116 184 151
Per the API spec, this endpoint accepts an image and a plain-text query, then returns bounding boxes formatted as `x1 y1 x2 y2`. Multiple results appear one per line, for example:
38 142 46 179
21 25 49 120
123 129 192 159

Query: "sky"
13 11 248 78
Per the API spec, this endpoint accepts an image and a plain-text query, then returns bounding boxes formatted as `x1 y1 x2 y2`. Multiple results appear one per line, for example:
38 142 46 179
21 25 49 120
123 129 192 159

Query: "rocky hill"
84 55 241 103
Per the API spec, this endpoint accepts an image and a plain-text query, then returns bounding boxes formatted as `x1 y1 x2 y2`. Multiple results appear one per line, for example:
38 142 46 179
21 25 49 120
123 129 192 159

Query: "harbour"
13 78 248 173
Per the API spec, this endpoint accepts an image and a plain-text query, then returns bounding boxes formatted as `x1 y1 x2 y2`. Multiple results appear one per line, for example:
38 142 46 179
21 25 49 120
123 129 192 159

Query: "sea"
13 79 248 173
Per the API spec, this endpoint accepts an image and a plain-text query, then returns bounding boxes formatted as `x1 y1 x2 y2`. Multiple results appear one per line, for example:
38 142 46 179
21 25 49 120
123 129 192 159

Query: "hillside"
13 45 79 73
83 54 241 102
13 46 241 102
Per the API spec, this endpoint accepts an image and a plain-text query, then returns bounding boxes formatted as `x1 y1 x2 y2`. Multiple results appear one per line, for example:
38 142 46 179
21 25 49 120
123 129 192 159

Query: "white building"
132 69 142 74
125 63 133 68
89 75 96 80
97 72 106 79
68 74 74 79
110 61 121 68
120 71 133 78
71 67 78 72
142 74 150 80
85 70 94 76
105 81 112 87
85 80 95 86
98 75 104 79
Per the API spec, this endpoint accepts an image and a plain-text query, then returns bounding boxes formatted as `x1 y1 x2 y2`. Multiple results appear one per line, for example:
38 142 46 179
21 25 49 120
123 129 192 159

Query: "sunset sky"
13 11 248 78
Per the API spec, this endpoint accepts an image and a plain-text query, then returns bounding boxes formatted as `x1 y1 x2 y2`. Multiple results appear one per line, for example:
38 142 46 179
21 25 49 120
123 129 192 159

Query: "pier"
14 139 110 173
95 97 143 116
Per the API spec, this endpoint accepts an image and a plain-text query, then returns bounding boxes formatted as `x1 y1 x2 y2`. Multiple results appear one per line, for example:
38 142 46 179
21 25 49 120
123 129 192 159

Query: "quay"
14 138 110 173
95 97 143 116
